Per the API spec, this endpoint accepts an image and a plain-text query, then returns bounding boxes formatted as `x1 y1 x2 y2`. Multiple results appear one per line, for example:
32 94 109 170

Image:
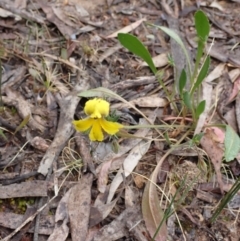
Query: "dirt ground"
0 0 240 240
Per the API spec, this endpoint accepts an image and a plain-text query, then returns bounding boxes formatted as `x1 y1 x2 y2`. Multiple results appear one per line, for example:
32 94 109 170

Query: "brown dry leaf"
107 132 153 203
96 114 156 194
142 144 167 240
47 189 71 241
106 18 146 38
92 206 140 241
68 174 93 241
142 176 167 241
209 1 225 11
200 128 224 193
39 3 76 38
89 194 118 228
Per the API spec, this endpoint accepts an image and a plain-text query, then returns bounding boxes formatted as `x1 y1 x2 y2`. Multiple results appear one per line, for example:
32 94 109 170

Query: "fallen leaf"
48 189 71 241
141 53 169 68
200 129 224 193
106 18 146 38
107 132 152 203
142 175 167 241
68 174 93 241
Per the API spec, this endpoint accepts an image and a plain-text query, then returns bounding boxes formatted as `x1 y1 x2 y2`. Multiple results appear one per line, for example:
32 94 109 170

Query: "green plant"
118 10 210 125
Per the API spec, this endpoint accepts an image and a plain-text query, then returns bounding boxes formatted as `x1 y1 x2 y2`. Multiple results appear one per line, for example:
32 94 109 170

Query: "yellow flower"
73 98 123 141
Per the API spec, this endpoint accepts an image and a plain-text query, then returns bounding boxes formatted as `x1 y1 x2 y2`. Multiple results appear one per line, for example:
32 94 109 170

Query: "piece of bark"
0 180 48 198
68 174 93 241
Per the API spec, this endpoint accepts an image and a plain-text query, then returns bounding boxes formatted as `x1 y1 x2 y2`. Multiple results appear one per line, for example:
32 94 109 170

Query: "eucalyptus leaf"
118 33 157 74
224 125 240 162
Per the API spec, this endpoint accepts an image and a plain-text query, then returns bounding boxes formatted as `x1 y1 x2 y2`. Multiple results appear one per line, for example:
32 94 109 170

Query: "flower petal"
89 120 104 141
99 119 123 135
84 98 110 118
72 118 94 132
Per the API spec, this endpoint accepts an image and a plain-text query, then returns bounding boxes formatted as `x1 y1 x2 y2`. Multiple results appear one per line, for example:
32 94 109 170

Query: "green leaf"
150 25 192 75
183 91 191 109
179 69 187 96
191 56 210 95
118 33 157 74
194 10 210 42
224 125 240 162
195 100 206 119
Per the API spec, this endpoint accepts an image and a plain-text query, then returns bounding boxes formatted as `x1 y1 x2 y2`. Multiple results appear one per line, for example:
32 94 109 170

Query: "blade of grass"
211 176 240 222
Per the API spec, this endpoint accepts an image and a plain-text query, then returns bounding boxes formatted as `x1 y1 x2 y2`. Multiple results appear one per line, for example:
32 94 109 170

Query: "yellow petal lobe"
72 118 94 132
89 119 104 141
99 119 123 135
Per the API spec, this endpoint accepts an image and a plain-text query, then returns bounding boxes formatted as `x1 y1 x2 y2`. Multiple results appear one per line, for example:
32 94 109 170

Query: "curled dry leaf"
142 138 168 240
142 174 167 241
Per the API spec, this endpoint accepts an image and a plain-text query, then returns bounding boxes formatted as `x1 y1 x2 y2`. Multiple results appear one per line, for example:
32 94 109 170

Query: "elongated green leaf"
195 100 206 119
191 56 210 95
194 11 210 41
150 25 192 75
118 33 157 74
179 69 187 96
183 91 191 109
224 125 240 162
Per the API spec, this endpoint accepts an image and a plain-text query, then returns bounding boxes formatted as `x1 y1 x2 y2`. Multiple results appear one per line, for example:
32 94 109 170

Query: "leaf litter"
0 0 240 241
